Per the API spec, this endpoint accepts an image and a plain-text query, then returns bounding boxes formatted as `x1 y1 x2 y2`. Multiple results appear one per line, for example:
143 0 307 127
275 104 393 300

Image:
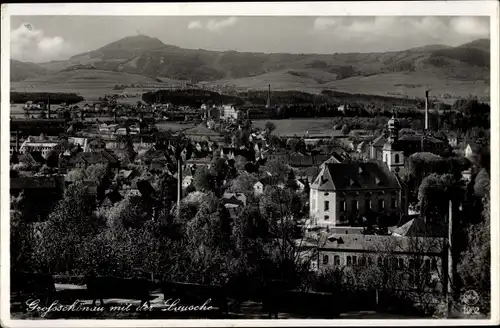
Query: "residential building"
253 181 264 196
68 137 90 152
220 104 241 122
465 142 482 162
75 151 120 174
309 162 405 228
310 233 444 290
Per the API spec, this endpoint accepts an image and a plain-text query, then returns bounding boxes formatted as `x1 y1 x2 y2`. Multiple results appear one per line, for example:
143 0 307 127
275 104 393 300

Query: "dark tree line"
11 92 84 105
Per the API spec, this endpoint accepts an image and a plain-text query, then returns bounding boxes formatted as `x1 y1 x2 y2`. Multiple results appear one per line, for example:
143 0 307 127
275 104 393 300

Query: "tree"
193 167 214 193
264 159 288 184
341 124 350 135
457 185 490 314
234 155 248 171
45 150 59 168
227 172 258 198
265 121 277 134
418 173 459 220
66 168 86 182
36 182 104 274
286 170 298 191
473 168 490 198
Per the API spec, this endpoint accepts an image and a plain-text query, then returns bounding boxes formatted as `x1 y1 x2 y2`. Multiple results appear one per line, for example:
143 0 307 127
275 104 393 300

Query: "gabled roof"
76 151 118 165
312 163 400 191
371 135 386 147
391 217 432 237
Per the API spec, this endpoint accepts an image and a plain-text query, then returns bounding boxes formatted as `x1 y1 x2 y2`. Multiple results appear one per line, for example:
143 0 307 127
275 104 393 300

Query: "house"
221 192 247 209
253 181 264 196
184 124 225 142
447 132 461 148
465 142 482 162
68 137 90 152
263 148 288 165
307 233 444 290
220 147 236 160
289 154 330 168
462 169 472 183
182 175 194 189
186 158 213 169
19 136 61 159
75 151 120 174
220 104 241 122
309 163 405 228
116 169 139 184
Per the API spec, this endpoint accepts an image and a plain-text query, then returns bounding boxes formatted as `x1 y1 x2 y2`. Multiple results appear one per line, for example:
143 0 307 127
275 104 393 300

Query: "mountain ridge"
10 35 490 100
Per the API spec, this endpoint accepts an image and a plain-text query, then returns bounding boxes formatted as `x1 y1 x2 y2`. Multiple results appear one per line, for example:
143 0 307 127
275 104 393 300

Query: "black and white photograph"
1 2 498 326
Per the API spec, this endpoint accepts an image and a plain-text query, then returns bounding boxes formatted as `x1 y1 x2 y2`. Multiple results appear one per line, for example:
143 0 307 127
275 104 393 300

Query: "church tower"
382 116 405 175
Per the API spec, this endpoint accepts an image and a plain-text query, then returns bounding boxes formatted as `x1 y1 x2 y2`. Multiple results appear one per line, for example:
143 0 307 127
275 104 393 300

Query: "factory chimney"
266 84 271 109
47 97 51 119
424 90 429 131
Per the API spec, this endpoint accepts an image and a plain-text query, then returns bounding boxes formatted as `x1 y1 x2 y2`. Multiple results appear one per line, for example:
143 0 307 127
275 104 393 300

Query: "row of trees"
11 92 84 105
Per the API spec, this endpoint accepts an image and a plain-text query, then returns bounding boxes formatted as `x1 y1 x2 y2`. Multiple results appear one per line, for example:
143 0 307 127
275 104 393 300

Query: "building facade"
309 163 405 228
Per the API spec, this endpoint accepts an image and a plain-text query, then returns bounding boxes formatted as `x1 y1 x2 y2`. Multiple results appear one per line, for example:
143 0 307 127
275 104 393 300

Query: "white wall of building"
310 189 337 227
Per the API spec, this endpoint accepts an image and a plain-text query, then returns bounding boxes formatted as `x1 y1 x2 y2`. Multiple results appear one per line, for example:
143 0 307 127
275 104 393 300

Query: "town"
10 84 491 319
7 13 492 321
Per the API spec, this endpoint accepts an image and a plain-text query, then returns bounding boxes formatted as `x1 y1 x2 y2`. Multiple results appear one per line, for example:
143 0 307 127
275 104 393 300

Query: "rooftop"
311 163 400 191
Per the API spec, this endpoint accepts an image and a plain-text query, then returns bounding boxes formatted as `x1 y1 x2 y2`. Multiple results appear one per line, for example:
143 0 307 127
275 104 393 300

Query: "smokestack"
266 84 271 109
47 97 51 119
424 90 429 130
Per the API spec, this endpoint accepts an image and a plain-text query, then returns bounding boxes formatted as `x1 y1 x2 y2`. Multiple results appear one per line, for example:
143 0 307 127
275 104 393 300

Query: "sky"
10 16 490 63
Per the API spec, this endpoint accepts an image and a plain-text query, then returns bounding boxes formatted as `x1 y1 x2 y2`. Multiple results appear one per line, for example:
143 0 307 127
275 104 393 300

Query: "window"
424 259 431 271
352 200 358 212
409 259 416 287
398 258 405 270
392 258 399 269
384 258 389 267
431 259 437 271
324 215 329 221
324 193 329 196
377 257 383 266
368 257 373 266
360 257 367 266
392 198 397 209
385 154 388 162
323 255 329 265
324 201 330 211
347 256 352 266
311 199 316 211
378 199 385 210
365 199 371 210
334 255 340 266
395 154 400 163
352 256 357 266
340 201 346 212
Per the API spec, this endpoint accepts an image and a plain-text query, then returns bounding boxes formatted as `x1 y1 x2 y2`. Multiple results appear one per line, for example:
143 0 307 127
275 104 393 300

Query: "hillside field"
252 118 345 137
207 71 490 104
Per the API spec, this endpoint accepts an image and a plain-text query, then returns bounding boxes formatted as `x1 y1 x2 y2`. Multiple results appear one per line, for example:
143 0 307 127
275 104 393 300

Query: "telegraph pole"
446 199 455 317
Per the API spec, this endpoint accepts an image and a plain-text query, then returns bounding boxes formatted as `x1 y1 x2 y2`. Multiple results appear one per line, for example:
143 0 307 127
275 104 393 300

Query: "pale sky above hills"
10 16 490 63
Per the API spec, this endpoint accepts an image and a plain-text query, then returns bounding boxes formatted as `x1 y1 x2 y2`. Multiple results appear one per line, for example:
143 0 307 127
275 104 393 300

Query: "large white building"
309 162 405 229
220 105 241 122
19 136 61 158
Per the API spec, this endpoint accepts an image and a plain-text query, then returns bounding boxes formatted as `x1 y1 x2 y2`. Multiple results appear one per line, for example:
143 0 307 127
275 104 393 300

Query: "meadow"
252 118 344 137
